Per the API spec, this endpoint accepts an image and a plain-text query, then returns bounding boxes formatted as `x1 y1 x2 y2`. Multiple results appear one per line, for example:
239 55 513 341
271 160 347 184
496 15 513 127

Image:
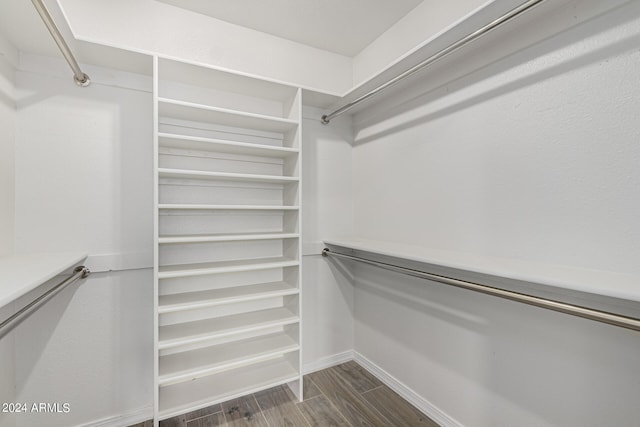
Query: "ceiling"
0 0 425 66
155 0 424 57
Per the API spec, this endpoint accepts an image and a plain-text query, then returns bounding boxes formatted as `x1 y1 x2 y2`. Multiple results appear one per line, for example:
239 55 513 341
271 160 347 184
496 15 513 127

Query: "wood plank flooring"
131 361 438 427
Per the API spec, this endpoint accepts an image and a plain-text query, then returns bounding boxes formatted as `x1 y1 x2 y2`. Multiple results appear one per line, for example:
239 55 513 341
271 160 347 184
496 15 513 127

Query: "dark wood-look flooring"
130 361 438 427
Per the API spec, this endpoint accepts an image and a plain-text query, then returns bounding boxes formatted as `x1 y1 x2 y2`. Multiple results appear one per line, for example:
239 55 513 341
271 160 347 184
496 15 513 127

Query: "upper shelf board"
158 57 299 103
158 133 298 158
158 98 298 133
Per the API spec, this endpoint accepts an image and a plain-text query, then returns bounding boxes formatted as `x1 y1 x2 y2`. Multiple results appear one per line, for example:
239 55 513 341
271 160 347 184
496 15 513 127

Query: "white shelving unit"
153 56 303 422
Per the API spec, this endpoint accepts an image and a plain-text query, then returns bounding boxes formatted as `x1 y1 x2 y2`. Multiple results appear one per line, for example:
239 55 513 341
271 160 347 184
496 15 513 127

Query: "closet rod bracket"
75 265 91 278
74 73 91 87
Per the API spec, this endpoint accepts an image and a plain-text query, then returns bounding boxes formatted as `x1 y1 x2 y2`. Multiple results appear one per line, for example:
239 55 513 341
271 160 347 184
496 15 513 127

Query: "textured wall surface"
350 1 640 425
11 55 154 427
301 108 355 371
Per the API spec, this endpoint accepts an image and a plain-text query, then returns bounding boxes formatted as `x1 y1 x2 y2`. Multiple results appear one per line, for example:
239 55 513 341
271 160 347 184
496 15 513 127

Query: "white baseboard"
354 352 463 427
77 353 456 427
303 350 354 374
78 406 152 427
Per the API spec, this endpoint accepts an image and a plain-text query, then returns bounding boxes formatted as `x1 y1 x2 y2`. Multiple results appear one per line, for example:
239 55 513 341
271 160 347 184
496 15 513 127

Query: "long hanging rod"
0 266 91 338
322 248 640 332
321 0 546 124
31 0 90 87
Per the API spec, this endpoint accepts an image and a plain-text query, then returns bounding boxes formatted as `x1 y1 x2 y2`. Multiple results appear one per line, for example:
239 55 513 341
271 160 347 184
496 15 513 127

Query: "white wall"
301 107 355 371
57 0 352 95
349 1 640 425
0 309 16 427
11 54 154 427
13 269 152 427
0 33 17 427
0 34 16 256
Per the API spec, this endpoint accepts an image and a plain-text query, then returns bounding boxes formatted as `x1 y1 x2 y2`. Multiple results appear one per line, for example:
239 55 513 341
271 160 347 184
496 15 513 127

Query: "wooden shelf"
158 133 298 158
158 232 299 244
158 307 299 350
159 204 299 211
158 168 299 184
159 356 299 420
158 256 299 279
158 98 298 133
159 332 298 386
159 281 299 314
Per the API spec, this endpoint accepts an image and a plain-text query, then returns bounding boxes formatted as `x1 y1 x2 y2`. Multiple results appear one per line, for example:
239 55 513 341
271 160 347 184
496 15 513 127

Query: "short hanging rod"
321 0 546 124
31 0 90 87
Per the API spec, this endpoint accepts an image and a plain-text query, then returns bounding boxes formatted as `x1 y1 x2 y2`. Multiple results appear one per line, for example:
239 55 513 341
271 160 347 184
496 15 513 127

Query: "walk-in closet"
1 0 639 426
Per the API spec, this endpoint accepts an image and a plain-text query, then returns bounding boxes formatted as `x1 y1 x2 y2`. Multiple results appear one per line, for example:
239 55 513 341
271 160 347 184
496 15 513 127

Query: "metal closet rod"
31 0 90 87
0 266 91 337
322 248 640 332
321 0 546 124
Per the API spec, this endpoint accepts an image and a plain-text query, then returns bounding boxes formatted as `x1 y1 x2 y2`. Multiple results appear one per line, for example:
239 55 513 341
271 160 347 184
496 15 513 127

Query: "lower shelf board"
159 332 299 386
158 281 299 314
158 232 300 244
158 356 300 420
157 132 299 158
158 256 299 279
159 307 299 350
158 204 300 211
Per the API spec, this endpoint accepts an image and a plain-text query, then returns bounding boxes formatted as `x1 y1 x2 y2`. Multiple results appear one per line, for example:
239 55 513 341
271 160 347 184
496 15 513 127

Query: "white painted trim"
77 406 152 427
85 252 153 273
18 53 152 93
303 350 354 374
354 352 463 427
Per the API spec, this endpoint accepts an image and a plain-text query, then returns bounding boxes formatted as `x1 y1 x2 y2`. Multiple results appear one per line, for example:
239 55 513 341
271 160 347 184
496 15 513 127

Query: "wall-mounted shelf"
324 238 640 318
158 133 299 158
158 98 298 133
158 281 299 313
158 332 299 386
158 168 299 184
158 204 300 211
158 257 299 279
158 232 299 244
158 356 299 420
158 307 299 350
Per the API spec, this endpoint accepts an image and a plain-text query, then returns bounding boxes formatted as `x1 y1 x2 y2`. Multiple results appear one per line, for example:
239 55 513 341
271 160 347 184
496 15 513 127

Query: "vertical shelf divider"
152 55 160 427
